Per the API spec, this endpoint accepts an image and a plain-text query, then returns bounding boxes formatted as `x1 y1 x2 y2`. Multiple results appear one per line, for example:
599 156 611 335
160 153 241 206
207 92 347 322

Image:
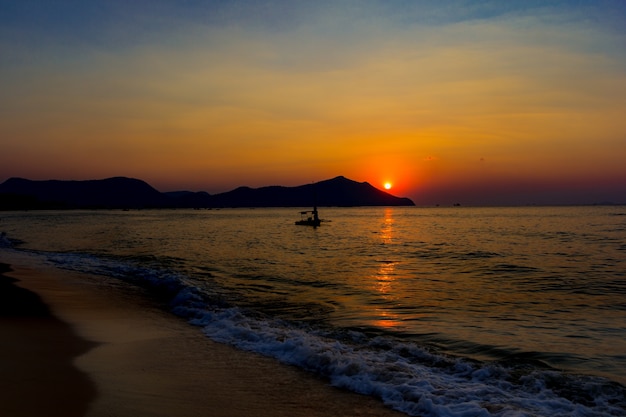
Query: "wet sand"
0 253 406 417
0 263 96 417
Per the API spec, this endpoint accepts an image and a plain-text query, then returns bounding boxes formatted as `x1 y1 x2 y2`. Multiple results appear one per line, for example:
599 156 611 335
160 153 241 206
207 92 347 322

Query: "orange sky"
1 1 625 205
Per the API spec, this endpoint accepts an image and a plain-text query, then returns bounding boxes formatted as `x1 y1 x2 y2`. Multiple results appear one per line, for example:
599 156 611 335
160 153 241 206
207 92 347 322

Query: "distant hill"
208 176 414 207
0 176 414 209
0 177 168 209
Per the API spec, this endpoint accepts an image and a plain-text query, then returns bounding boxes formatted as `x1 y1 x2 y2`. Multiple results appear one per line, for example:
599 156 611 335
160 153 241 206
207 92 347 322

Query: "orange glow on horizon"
2 2 625 206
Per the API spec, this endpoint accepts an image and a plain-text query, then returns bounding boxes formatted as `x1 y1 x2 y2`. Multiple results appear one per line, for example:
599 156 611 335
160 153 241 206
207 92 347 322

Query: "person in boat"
296 206 321 226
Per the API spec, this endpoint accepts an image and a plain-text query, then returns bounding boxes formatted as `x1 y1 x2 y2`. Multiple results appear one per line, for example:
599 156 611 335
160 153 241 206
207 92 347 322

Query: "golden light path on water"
1 207 625 389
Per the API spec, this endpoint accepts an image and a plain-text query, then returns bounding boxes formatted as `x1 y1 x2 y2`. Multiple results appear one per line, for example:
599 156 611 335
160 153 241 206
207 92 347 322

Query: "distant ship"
295 206 321 227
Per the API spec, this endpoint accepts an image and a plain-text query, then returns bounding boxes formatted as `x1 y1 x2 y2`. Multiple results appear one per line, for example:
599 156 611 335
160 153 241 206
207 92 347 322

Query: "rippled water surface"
2 206 625 416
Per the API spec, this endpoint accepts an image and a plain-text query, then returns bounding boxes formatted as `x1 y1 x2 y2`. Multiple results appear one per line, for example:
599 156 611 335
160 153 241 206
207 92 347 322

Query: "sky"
1 0 625 205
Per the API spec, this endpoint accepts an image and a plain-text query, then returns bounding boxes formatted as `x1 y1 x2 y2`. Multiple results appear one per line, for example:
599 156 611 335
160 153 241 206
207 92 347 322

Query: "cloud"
1 1 625 195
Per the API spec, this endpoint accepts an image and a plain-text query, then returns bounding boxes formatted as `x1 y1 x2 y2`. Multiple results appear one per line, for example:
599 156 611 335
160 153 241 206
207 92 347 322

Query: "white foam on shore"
172 291 625 417
21 250 626 417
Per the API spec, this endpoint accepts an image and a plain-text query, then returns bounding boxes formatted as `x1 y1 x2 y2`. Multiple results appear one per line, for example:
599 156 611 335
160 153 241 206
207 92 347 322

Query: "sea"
1 206 625 416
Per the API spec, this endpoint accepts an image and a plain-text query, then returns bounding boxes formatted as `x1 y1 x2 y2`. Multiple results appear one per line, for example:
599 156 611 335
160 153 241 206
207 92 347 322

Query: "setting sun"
384 182 392 190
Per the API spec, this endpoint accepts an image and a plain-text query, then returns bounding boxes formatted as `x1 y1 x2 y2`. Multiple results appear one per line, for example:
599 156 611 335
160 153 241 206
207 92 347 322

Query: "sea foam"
21 250 626 417
170 280 626 417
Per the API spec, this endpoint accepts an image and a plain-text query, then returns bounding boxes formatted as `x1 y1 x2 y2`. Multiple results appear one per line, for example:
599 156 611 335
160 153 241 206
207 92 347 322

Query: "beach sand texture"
0 254 404 417
0 263 96 417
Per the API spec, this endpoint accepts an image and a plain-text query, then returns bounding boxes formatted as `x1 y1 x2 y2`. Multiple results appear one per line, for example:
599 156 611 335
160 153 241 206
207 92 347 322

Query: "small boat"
295 206 321 227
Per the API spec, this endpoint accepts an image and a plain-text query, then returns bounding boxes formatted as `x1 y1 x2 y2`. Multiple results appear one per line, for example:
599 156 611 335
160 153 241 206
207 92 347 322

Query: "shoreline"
0 252 406 417
0 262 97 417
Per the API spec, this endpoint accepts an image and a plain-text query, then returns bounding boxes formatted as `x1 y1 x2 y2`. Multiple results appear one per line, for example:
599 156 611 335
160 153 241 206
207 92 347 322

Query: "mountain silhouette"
207 176 413 207
0 176 414 209
0 177 167 209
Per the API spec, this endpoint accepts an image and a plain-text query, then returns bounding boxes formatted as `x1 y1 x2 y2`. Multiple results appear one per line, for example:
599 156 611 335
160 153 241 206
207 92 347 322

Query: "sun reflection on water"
380 207 394 244
371 208 402 329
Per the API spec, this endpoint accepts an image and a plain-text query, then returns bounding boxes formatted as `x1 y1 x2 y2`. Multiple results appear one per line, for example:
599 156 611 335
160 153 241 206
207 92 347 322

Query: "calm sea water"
2 206 625 416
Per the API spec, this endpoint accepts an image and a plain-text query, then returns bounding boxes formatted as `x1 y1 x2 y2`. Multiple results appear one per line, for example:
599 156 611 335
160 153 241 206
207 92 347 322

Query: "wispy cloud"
1 1 625 199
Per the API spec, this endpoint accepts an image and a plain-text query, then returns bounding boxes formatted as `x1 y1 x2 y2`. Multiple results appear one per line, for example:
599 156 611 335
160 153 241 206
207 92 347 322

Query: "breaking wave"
39 251 626 417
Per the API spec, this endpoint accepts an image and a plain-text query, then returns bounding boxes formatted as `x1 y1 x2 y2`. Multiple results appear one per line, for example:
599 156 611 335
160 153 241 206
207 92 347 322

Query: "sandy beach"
0 262 96 417
0 252 405 417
